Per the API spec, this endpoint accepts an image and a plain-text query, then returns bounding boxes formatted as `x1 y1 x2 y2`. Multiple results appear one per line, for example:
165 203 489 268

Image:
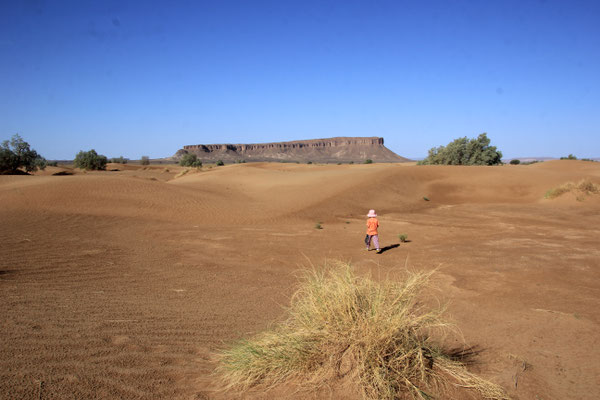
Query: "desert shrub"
577 180 600 194
140 156 150 165
73 149 107 171
560 154 577 160
179 153 203 168
545 179 599 199
110 156 127 164
0 134 47 174
47 161 58 167
216 160 225 166
349 161 354 164
217 263 509 399
398 234 408 243
364 159 373 164
315 222 323 229
423 196 430 201
418 133 502 166
307 161 313 164
509 159 520 165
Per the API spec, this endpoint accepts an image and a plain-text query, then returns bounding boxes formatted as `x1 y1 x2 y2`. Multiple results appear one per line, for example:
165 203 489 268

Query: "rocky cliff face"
173 137 409 163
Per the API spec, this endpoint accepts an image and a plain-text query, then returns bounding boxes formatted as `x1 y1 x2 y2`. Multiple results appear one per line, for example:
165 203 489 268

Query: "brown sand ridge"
1 160 600 399
173 136 409 163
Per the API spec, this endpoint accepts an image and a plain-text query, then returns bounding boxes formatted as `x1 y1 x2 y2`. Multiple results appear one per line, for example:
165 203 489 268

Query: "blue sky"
1 0 599 160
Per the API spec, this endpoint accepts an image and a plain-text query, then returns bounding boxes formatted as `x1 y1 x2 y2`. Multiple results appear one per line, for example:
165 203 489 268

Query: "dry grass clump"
174 168 191 178
545 179 599 199
216 262 509 399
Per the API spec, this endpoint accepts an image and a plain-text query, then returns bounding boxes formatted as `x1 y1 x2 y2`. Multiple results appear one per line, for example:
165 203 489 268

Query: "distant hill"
171 137 410 163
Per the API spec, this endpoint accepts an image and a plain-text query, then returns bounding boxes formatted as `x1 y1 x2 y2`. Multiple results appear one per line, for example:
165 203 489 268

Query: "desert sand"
1 160 599 399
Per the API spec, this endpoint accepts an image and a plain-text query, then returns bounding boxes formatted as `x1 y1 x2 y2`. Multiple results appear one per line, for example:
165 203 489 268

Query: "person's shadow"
378 243 401 254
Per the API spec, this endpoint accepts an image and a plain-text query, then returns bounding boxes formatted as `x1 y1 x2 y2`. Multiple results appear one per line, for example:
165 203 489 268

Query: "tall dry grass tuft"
545 179 599 199
216 262 509 399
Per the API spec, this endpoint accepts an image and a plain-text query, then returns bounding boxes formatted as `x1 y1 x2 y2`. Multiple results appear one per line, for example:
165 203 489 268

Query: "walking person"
365 209 381 253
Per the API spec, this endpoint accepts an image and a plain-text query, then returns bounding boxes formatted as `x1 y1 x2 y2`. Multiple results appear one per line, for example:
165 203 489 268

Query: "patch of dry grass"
174 169 190 178
545 179 599 199
216 262 509 399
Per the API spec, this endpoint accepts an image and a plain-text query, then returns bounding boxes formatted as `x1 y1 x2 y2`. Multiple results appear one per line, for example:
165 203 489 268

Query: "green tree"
418 133 502 166
0 134 47 174
140 156 150 165
510 159 520 165
179 153 203 167
74 149 108 170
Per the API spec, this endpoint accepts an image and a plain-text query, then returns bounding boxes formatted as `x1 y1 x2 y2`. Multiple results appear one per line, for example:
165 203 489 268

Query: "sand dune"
1 161 599 399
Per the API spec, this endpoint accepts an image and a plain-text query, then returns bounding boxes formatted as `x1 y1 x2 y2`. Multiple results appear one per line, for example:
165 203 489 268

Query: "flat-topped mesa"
173 137 409 163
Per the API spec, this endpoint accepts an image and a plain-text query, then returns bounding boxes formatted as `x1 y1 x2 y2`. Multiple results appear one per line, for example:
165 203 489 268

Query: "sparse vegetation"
216 160 225 166
544 179 599 199
110 156 128 164
217 263 509 400
315 222 323 229
560 154 577 160
179 153 203 168
364 159 373 164
398 234 408 243
423 196 430 201
175 169 190 178
307 161 313 164
73 149 107 171
0 134 47 174
418 133 502 166
509 159 520 165
349 161 354 164
140 156 150 166
47 161 58 167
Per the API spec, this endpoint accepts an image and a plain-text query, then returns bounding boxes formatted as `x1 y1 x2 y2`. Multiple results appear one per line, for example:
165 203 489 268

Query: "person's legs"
372 235 380 252
365 234 371 250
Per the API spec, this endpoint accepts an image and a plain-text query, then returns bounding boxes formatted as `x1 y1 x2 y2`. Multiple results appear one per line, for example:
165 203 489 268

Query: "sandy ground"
1 160 599 399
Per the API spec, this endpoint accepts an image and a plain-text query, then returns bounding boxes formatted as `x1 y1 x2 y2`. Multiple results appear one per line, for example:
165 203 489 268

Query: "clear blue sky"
1 0 599 160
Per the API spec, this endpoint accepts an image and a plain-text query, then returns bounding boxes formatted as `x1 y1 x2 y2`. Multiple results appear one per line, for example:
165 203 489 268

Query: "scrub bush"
179 153 203 168
74 149 107 171
418 133 502 166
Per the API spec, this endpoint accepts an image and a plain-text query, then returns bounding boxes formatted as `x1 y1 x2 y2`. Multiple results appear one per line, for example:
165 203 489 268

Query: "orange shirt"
366 217 379 235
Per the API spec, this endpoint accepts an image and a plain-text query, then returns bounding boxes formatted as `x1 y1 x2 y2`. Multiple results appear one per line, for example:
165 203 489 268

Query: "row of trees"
0 134 155 173
72 152 150 170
